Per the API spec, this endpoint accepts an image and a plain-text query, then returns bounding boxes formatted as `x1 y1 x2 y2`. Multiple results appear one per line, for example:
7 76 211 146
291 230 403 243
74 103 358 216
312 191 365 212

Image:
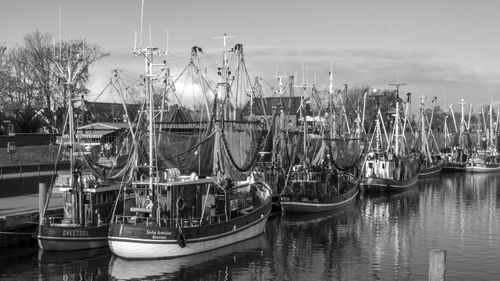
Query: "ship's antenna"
274 75 287 96
134 31 137 51
133 0 168 195
328 63 334 95
212 33 235 119
166 29 169 54
388 82 407 99
212 33 236 74
58 2 62 57
139 0 144 48
149 25 152 47
305 63 308 86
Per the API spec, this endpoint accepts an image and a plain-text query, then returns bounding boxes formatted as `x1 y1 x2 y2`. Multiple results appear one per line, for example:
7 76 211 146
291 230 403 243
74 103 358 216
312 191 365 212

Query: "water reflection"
108 234 269 280
38 248 111 281
271 205 367 280
360 187 421 280
1 173 500 280
0 245 111 281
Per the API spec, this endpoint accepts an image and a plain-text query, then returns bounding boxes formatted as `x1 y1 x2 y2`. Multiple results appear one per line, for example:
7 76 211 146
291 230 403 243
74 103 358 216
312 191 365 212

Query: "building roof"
162 104 194 123
81 101 141 123
78 122 130 131
240 96 303 117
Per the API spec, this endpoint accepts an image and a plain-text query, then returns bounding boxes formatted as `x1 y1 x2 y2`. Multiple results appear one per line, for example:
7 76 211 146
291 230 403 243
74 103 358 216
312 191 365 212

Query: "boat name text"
62 229 89 237
146 230 172 239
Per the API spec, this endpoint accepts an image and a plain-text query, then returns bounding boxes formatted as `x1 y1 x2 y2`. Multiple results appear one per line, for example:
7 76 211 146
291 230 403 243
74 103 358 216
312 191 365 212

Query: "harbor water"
1 172 499 280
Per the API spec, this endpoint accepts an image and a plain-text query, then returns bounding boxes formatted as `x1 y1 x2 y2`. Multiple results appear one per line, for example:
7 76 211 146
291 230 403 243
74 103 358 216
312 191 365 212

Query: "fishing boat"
280 165 359 213
38 60 124 251
416 96 443 178
280 71 360 213
108 234 268 280
360 86 419 192
464 102 500 173
108 39 272 259
442 99 471 172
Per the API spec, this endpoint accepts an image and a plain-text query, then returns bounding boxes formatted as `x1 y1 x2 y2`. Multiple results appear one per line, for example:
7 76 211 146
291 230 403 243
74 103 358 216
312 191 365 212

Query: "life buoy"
176 197 186 211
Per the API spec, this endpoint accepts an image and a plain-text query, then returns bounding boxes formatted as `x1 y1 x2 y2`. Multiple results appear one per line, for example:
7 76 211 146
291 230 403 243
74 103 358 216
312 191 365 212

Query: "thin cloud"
243 45 500 84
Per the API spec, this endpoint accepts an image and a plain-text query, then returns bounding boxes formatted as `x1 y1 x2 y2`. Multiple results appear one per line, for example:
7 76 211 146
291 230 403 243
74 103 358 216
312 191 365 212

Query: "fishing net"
327 134 365 171
218 121 268 180
156 130 215 177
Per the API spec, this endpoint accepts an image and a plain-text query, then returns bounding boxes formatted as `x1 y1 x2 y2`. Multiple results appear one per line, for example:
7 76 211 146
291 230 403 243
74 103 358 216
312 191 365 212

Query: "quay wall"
0 133 59 147
0 162 69 198
0 175 54 198
0 208 62 248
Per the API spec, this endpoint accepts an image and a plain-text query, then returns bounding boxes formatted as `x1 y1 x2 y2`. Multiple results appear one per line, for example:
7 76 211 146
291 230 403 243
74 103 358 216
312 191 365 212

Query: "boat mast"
293 74 314 167
52 48 84 225
135 42 167 191
444 115 448 149
458 99 465 149
489 102 493 150
449 105 458 134
340 84 350 134
66 66 75 192
328 66 336 138
213 33 235 120
420 96 426 155
388 82 406 156
420 96 432 162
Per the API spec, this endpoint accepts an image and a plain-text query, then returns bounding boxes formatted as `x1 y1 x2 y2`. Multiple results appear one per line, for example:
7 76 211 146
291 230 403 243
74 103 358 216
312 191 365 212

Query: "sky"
1 0 500 111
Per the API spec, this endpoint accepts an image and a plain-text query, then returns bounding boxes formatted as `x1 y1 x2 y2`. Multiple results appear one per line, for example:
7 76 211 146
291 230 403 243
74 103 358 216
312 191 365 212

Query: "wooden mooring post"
429 249 446 281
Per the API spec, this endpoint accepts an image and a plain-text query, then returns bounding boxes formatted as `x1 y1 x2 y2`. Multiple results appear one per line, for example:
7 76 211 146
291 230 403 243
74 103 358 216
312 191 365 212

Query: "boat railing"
42 216 80 226
290 171 323 182
0 161 70 179
113 213 231 228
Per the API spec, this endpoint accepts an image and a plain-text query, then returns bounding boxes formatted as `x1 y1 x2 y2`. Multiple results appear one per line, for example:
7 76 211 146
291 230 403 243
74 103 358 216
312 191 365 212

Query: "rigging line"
189 66 197 110
196 70 217 99
91 81 112 103
139 0 144 48
41 109 69 218
199 52 221 74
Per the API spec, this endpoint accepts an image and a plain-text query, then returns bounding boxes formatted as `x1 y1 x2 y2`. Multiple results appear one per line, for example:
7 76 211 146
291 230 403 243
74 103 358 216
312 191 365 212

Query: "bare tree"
0 31 108 132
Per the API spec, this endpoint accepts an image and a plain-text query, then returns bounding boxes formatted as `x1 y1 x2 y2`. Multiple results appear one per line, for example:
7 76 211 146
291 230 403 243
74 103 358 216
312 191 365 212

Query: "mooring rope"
0 231 37 235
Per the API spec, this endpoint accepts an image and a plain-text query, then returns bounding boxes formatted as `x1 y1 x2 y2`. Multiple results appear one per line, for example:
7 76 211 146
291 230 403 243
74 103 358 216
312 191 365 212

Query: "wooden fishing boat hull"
442 162 466 172
360 176 418 193
108 234 268 280
464 164 500 173
280 184 359 213
418 164 442 178
108 202 271 259
38 224 109 251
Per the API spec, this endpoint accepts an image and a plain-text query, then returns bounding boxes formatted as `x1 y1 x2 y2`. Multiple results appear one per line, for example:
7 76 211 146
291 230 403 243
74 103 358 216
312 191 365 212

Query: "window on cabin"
84 193 91 204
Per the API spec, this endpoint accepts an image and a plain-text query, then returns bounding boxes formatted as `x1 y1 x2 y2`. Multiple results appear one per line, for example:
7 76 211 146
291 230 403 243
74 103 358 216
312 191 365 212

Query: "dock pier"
0 192 62 247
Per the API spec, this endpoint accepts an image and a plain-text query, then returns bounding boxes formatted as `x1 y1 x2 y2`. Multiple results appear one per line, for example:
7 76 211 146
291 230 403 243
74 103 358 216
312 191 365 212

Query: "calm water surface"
1 173 499 280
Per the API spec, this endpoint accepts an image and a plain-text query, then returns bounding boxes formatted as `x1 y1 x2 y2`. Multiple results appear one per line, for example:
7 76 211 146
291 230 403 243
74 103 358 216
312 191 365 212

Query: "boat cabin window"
84 193 91 205
95 193 105 204
63 192 73 205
